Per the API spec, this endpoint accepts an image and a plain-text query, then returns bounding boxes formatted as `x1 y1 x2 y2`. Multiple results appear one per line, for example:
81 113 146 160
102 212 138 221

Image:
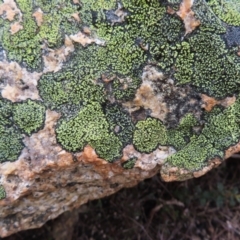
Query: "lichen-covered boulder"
0 0 240 237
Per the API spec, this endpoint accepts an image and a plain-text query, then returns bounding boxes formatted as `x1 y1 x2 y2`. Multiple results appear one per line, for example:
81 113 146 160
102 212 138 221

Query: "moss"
0 0 79 69
166 97 240 171
207 0 240 26
122 157 137 169
0 185 6 200
133 117 167 153
13 100 46 135
167 114 198 151
56 102 122 161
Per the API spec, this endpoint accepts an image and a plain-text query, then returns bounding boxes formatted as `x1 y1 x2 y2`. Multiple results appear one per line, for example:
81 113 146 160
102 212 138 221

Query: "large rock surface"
0 0 240 237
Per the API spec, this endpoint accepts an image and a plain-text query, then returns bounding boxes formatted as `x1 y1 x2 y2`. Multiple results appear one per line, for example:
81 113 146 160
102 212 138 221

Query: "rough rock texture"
0 0 240 237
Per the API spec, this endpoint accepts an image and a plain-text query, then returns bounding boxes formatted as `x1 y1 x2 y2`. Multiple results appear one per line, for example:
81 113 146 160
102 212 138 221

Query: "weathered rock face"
0 0 240 237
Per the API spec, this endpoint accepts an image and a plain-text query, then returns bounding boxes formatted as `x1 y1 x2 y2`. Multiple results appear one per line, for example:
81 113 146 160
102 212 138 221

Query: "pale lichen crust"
0 0 240 179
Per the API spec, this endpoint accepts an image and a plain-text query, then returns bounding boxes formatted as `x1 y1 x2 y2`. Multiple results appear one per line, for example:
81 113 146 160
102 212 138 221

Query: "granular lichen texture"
0 0 240 237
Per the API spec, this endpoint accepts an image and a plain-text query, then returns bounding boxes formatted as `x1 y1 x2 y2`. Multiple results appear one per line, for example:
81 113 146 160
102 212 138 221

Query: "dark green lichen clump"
56 102 122 161
13 100 45 135
105 104 135 147
0 125 23 162
0 98 45 163
183 31 240 98
112 76 142 101
173 0 240 98
133 118 167 153
38 69 105 115
0 185 6 200
166 97 240 171
0 98 23 162
167 114 198 151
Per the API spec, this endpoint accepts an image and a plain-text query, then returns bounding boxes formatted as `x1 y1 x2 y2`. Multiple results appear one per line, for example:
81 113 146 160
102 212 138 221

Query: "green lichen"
122 157 137 169
174 30 240 98
166 97 240 171
132 114 198 154
174 42 194 85
0 185 6 200
38 69 105 115
0 125 23 162
38 0 175 159
167 114 198 151
193 0 226 33
13 99 46 135
0 98 46 163
0 0 79 69
1 0 240 173
151 14 184 73
56 102 122 161
133 118 167 153
105 104 135 147
207 0 240 26
0 98 13 126
112 76 142 101
0 98 23 163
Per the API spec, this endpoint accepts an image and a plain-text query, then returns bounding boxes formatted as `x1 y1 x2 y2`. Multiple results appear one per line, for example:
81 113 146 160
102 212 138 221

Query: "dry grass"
3 156 240 240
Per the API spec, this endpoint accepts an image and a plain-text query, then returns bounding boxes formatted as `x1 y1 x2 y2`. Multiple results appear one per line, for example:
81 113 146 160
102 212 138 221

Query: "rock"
0 0 240 237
